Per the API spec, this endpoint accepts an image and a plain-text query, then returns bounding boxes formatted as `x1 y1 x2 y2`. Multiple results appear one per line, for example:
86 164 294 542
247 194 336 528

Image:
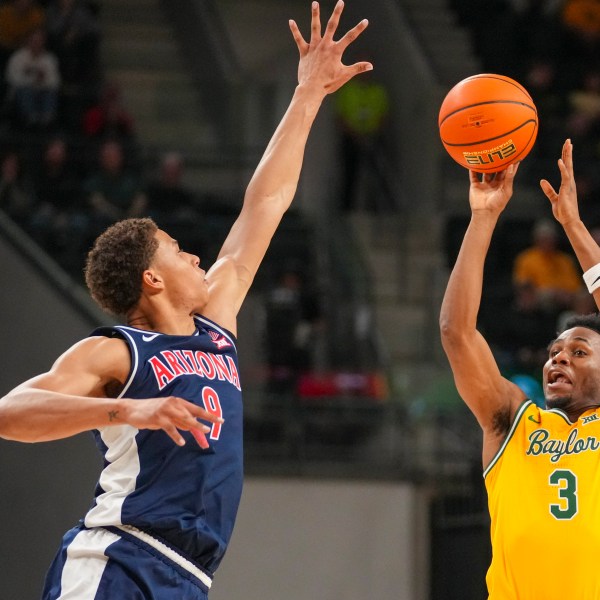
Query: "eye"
574 349 587 357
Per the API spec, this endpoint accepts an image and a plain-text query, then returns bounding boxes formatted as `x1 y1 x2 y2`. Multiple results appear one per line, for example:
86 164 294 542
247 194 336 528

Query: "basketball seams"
441 119 538 147
461 73 533 101
439 101 537 127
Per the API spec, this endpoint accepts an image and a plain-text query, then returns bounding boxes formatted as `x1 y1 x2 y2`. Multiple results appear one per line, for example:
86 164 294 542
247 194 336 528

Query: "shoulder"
55 335 131 383
68 335 130 361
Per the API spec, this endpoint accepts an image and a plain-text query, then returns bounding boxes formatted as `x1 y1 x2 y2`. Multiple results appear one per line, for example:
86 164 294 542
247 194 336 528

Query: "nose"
189 253 200 267
552 349 570 365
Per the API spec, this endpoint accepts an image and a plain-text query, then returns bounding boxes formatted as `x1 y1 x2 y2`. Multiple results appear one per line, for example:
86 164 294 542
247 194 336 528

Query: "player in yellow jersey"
440 139 600 599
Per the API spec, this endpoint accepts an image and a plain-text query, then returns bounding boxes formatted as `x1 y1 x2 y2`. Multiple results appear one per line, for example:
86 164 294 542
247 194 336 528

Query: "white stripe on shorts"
115 524 212 589
57 528 119 599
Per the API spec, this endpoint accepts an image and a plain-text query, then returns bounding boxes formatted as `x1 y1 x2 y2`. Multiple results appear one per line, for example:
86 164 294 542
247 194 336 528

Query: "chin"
545 396 571 410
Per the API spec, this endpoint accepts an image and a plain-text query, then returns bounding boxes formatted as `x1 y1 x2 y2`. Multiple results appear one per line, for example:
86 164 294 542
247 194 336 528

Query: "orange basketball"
438 74 538 172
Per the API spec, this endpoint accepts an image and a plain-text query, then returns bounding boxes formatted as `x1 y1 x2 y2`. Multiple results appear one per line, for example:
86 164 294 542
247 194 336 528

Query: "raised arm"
0 337 221 447
203 1 371 329
540 139 600 308
439 164 526 466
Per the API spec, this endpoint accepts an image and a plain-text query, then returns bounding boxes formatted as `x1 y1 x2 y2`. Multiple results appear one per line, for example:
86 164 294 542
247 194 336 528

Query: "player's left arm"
202 1 371 332
541 138 600 308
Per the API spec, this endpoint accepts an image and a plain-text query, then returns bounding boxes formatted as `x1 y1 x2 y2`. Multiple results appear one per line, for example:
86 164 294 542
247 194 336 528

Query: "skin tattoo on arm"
108 410 119 422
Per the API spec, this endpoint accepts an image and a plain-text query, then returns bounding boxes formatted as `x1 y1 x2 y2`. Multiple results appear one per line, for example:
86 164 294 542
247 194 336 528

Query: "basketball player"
0 3 373 598
440 139 600 599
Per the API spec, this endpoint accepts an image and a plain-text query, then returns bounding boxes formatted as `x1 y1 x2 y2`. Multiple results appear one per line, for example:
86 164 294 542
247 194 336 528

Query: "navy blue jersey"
83 314 243 575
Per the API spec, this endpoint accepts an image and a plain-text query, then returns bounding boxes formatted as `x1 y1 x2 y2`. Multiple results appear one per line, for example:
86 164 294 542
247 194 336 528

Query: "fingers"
310 0 322 45
330 63 372 91
164 423 187 447
187 401 224 424
191 428 209 449
160 397 222 447
289 19 308 55
336 18 369 51
503 161 519 183
469 170 481 184
557 158 568 179
540 179 557 200
562 138 573 169
323 0 344 41
164 423 210 448
339 61 373 87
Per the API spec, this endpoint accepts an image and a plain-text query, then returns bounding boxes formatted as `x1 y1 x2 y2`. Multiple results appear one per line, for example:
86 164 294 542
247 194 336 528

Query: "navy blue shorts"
42 525 211 599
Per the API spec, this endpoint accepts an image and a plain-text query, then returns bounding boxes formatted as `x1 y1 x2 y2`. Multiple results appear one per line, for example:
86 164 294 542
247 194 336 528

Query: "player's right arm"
0 336 220 446
439 164 526 467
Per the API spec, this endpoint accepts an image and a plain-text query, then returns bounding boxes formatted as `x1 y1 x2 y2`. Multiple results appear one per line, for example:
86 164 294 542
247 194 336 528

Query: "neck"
126 311 196 336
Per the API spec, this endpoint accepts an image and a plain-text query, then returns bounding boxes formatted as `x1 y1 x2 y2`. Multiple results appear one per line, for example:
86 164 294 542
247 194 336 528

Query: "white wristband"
583 263 600 294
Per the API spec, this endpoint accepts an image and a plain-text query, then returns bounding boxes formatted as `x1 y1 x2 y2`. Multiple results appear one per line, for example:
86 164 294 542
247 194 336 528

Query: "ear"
141 268 164 294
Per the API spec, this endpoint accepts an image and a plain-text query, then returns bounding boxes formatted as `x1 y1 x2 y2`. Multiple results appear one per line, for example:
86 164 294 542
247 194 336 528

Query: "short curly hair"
84 218 159 317
561 312 600 336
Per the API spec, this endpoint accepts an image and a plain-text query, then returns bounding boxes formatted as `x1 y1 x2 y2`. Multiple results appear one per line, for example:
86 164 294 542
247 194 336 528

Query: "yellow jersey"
485 400 600 599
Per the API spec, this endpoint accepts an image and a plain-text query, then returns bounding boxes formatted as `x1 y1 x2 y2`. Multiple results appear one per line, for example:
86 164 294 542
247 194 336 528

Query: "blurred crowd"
0 0 241 280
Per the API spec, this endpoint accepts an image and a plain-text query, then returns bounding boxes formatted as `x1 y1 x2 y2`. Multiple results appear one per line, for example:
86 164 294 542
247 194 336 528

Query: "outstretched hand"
468 162 519 215
540 139 580 227
289 1 372 96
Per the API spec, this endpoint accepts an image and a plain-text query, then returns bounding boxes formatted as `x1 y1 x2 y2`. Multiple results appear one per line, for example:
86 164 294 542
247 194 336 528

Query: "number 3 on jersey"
202 386 223 440
549 469 578 520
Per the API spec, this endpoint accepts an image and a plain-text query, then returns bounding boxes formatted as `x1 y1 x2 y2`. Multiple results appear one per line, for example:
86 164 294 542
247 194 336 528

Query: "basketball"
438 74 538 172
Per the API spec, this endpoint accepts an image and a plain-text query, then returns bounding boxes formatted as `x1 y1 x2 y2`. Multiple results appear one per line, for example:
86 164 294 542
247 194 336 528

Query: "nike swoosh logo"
142 333 161 342
528 415 541 424
593 275 600 286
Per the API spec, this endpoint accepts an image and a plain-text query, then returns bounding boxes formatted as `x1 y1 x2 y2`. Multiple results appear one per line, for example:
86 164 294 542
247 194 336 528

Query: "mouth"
546 370 573 392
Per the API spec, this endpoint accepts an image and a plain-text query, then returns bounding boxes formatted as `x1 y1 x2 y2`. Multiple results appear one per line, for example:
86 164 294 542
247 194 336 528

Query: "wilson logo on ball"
439 74 538 172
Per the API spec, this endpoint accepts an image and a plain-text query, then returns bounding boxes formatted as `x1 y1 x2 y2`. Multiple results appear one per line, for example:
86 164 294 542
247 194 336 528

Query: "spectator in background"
560 0 600 78
5 27 61 128
556 288 597 333
512 218 583 316
561 0 600 42
0 0 45 70
521 58 569 178
263 268 322 394
509 0 565 60
333 67 391 211
45 0 100 86
569 69 600 120
570 166 600 229
0 149 35 229
29 135 86 256
564 69 600 166
84 138 146 231
143 151 205 259
144 151 197 222
82 81 135 142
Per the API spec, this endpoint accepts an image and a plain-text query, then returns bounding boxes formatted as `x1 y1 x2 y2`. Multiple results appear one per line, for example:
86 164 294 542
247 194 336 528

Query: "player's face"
543 327 600 414
150 229 209 313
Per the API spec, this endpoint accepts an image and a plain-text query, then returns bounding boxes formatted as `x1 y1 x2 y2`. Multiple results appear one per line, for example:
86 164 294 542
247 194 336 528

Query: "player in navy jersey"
0 3 373 598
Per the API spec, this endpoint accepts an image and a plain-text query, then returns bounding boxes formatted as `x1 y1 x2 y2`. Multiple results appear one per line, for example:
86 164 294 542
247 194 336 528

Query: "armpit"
491 406 512 438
